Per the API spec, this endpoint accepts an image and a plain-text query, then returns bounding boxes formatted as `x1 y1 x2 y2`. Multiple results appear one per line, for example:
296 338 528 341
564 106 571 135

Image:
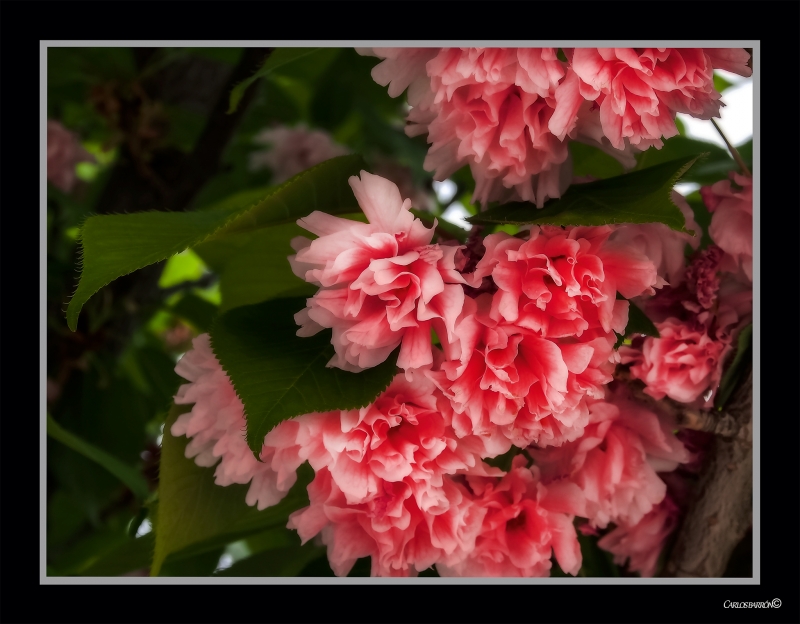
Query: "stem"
711 119 751 177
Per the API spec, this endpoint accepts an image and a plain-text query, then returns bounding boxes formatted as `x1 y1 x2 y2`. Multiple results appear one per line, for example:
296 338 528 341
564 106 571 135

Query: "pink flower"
437 457 584 577
364 48 579 208
702 172 753 283
288 468 487 576
566 48 751 150
531 395 689 529
293 371 505 506
469 225 663 337
47 120 94 193
171 334 308 510
248 124 349 183
597 496 681 577
608 192 701 288
621 316 729 404
428 294 605 449
290 171 466 372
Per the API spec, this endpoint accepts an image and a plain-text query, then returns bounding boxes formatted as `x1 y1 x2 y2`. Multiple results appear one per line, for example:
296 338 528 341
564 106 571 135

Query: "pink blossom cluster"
621 172 753 407
168 171 727 576
359 47 751 208
47 120 95 193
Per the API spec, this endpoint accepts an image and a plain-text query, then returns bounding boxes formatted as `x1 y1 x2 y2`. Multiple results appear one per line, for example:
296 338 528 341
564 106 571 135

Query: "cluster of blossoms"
359 47 751 207
170 166 756 577
169 46 752 577
47 120 95 193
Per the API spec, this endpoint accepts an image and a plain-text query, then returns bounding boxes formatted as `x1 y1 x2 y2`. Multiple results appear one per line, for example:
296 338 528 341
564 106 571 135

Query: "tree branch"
664 369 753 577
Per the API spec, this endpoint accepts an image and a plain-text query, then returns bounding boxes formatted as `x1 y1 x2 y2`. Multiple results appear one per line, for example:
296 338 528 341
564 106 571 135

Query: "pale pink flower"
288 468 487 577
531 395 689 529
565 48 752 150
359 47 439 109
609 192 700 288
290 171 466 372
371 155 435 213
249 124 349 183
171 334 308 510
702 172 753 283
597 495 681 577
468 225 663 338
437 457 584 577
47 120 94 193
621 316 729 404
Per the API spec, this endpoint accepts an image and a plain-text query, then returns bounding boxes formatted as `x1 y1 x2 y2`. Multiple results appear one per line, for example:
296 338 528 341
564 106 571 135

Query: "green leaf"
624 298 660 338
47 525 131 576
157 248 207 289
569 142 625 180
635 137 736 185
735 138 753 170
47 413 150 500
577 531 620 577
613 296 660 349
714 323 752 410
467 155 702 232
170 292 219 333
684 190 714 250
209 297 399 456
196 223 316 314
713 72 734 94
213 529 324 577
75 533 155 576
228 48 324 114
151 404 314 576
67 154 367 330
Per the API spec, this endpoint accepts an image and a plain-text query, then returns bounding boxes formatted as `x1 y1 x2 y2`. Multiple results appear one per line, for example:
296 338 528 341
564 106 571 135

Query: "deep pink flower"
685 245 724 309
288 468 487 577
171 334 309 510
47 120 94 193
597 495 681 577
531 394 689 529
249 124 349 183
566 48 752 150
468 225 663 338
437 457 584 577
702 172 753 282
290 171 466 372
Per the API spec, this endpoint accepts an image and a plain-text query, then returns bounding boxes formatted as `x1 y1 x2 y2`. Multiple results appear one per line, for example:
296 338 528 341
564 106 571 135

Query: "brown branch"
664 369 753 577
